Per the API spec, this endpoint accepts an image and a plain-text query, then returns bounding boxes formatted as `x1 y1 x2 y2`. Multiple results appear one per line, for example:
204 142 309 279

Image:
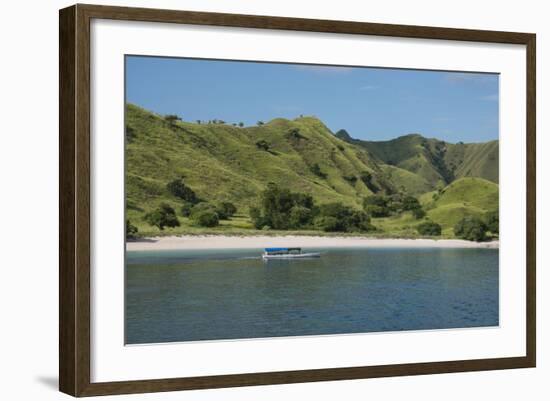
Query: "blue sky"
126 56 499 143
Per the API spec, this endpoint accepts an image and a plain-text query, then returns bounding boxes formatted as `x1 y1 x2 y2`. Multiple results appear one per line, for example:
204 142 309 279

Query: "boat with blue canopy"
262 247 321 260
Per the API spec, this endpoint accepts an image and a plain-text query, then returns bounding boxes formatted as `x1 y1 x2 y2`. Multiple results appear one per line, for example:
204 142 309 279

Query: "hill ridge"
335 130 498 186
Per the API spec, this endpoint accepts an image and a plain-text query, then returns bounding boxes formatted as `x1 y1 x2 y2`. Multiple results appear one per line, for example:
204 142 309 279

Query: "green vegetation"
420 177 498 235
191 209 219 227
247 183 374 233
454 216 488 242
125 103 499 239
166 177 198 204
143 204 180 231
126 219 138 239
486 210 499 234
417 221 442 236
339 133 499 189
314 203 373 233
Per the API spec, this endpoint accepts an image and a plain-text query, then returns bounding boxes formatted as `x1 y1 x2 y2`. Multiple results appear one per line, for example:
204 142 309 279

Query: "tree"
218 202 237 219
255 140 270 151
191 210 219 227
238 122 244 127
402 195 421 211
164 114 181 126
189 203 220 227
249 206 269 229
343 175 357 185
287 128 307 140
291 193 314 209
314 216 341 232
485 210 499 234
310 163 327 179
316 202 373 232
257 121 264 126
166 178 198 204
249 183 314 230
125 125 136 142
412 207 426 219
363 195 390 217
417 221 441 236
259 183 295 230
454 216 488 242
144 204 180 230
180 202 193 217
289 205 313 228
126 219 138 239
196 120 201 124
359 171 380 193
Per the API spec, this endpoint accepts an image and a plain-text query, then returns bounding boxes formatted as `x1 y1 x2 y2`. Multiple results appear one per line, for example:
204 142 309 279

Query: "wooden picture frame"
59 3 536 397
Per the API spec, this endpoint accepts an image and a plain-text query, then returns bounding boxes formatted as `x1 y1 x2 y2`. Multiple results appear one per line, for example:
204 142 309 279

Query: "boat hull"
262 252 321 260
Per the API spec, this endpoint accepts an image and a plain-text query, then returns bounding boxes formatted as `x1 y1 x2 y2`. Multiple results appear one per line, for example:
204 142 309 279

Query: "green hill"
126 104 499 238
337 132 499 189
421 177 499 234
126 104 400 231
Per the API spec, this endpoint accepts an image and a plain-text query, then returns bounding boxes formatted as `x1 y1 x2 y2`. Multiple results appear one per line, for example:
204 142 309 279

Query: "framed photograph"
59 4 536 397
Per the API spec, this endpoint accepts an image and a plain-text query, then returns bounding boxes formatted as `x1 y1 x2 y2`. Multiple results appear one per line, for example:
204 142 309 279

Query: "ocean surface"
125 247 499 344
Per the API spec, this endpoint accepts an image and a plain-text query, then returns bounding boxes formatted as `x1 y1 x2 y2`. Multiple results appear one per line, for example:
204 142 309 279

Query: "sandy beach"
127 235 499 251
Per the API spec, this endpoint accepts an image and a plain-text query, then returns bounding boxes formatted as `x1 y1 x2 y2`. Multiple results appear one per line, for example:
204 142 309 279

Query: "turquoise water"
125 247 498 344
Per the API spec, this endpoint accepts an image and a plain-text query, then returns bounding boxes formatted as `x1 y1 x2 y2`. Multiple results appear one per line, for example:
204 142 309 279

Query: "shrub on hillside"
343 175 357 185
164 114 181 126
180 202 193 217
125 125 136 142
359 171 380 193
289 205 313 229
144 203 180 230
485 210 499 234
412 207 426 219
255 140 270 151
191 210 219 227
417 221 441 236
363 195 391 217
314 216 341 232
317 202 373 232
166 178 198 204
402 195 421 211
217 202 237 219
310 163 327 179
454 216 488 242
126 219 138 239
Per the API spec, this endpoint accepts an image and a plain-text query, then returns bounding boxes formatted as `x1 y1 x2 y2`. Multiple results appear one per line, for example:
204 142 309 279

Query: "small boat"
262 247 320 260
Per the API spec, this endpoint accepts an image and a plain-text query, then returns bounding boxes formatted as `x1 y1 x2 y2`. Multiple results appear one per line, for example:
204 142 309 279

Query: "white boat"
262 247 321 260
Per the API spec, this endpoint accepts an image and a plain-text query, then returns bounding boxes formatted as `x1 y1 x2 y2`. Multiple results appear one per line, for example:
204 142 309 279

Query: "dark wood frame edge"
59 3 536 397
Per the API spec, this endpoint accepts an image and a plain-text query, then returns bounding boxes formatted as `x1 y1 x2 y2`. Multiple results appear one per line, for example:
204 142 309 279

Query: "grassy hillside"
421 177 498 235
337 132 499 189
126 104 499 238
375 177 498 237
126 104 401 234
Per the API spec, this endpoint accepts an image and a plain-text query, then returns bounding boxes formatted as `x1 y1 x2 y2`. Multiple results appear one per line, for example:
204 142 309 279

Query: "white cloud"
359 84 377 91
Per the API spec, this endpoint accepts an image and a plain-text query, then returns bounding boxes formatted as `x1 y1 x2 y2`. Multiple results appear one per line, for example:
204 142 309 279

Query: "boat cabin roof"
265 247 301 252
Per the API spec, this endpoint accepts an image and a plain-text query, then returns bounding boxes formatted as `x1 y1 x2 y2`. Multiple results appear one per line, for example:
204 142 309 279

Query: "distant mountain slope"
420 177 499 234
126 104 400 218
336 131 499 187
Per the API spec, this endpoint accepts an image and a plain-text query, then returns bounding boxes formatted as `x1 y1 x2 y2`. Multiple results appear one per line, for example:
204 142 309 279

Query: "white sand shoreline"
127 235 499 251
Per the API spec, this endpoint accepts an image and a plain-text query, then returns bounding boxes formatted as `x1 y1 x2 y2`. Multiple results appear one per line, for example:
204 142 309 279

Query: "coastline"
126 235 499 251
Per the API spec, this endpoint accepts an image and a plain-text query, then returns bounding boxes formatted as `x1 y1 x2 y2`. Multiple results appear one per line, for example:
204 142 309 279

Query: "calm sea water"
125 247 498 344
